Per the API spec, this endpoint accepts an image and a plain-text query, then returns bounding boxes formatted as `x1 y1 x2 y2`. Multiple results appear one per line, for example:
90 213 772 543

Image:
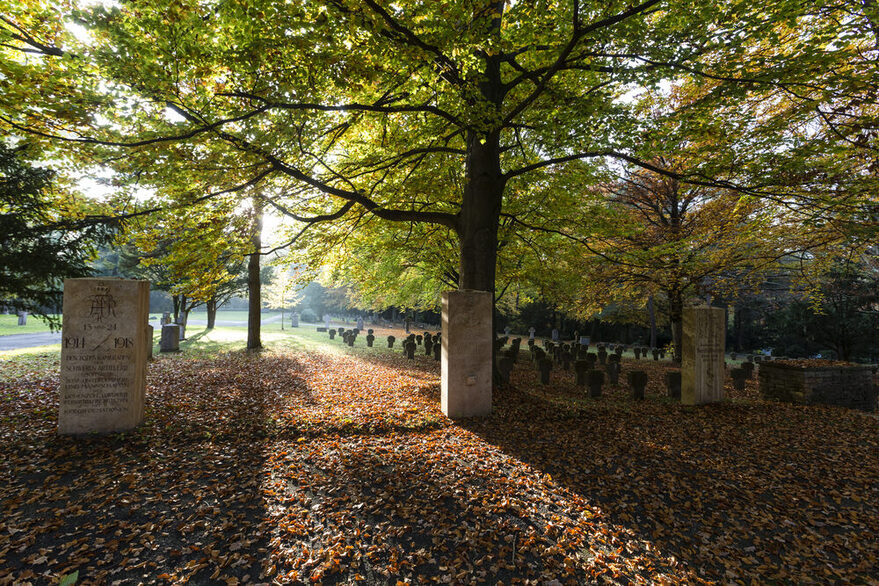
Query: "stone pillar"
441 290 492 418
682 306 726 405
58 278 150 434
17 312 27 326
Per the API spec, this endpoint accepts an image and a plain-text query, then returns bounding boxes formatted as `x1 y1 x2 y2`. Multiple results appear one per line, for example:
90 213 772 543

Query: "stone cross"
58 278 149 435
628 371 648 400
528 327 536 340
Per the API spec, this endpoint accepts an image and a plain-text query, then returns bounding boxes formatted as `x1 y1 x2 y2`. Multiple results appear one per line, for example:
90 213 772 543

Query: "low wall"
759 362 877 412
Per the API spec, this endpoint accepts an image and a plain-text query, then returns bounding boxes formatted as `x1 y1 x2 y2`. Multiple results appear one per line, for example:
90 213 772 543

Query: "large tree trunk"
206 296 217 329
668 289 683 363
247 197 263 350
648 295 657 348
457 130 504 292
172 295 181 323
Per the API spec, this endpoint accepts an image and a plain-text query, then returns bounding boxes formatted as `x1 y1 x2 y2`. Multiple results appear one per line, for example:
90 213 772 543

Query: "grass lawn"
0 313 59 335
1 325 877 583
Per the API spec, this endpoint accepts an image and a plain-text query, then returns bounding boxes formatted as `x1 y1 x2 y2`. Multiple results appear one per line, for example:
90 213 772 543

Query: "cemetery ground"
1 324 877 585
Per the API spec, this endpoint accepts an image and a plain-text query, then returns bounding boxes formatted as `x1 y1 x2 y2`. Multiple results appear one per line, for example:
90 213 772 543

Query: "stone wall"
759 362 877 412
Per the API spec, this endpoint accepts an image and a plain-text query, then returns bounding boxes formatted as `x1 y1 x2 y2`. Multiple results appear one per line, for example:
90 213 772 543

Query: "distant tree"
0 143 114 326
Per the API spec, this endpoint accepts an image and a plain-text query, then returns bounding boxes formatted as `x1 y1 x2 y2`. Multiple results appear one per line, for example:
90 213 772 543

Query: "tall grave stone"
441 290 492 418
58 278 150 434
17 311 27 326
681 306 726 405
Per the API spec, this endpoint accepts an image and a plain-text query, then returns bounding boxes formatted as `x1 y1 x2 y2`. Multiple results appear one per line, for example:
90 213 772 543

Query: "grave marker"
59 279 149 435
681 306 726 405
441 290 492 418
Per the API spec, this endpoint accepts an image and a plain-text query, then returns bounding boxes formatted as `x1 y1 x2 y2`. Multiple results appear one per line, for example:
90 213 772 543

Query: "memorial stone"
587 370 604 398
442 290 492 418
681 306 726 405
730 368 747 391
498 356 514 384
160 324 180 352
291 313 299 327
162 312 171 326
387 335 395 348
433 341 441 361
59 278 149 435
366 334 375 347
551 328 559 342
17 311 27 325
357 317 365 330
329 329 336 340
574 360 589 386
628 371 648 400
538 357 552 384
665 371 682 399
528 327 536 340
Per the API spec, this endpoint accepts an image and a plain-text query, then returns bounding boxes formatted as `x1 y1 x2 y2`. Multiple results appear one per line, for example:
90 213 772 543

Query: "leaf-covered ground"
1 340 878 584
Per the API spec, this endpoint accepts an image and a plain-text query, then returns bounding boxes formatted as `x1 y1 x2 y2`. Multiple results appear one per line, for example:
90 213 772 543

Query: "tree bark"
457 130 504 293
206 296 217 329
668 289 683 363
648 295 657 348
247 197 263 350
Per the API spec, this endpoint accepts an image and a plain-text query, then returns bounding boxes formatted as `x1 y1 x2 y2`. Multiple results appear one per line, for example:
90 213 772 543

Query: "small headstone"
366 334 375 347
606 361 620 385
498 356 514 384
329 329 337 340
587 370 604 398
17 311 27 326
162 312 171 325
405 339 416 359
537 357 552 384
652 348 660 361
628 371 648 400
433 341 440 361
316 327 328 332
730 368 747 391
424 337 433 356
561 351 572 371
579 336 589 346
416 334 423 345
741 361 755 379
504 326 511 336
574 360 589 386
387 335 395 348
634 347 642 359
367 328 374 335
665 371 682 399
160 324 180 352
597 347 608 366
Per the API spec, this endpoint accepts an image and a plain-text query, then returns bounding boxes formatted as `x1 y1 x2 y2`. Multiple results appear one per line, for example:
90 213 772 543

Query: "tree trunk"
206 297 217 329
668 289 683 363
172 295 181 323
457 130 504 292
247 197 263 350
648 295 657 348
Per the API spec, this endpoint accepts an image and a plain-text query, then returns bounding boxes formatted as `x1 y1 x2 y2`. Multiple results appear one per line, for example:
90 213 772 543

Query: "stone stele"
58 278 150 434
681 306 726 405
441 290 492 418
